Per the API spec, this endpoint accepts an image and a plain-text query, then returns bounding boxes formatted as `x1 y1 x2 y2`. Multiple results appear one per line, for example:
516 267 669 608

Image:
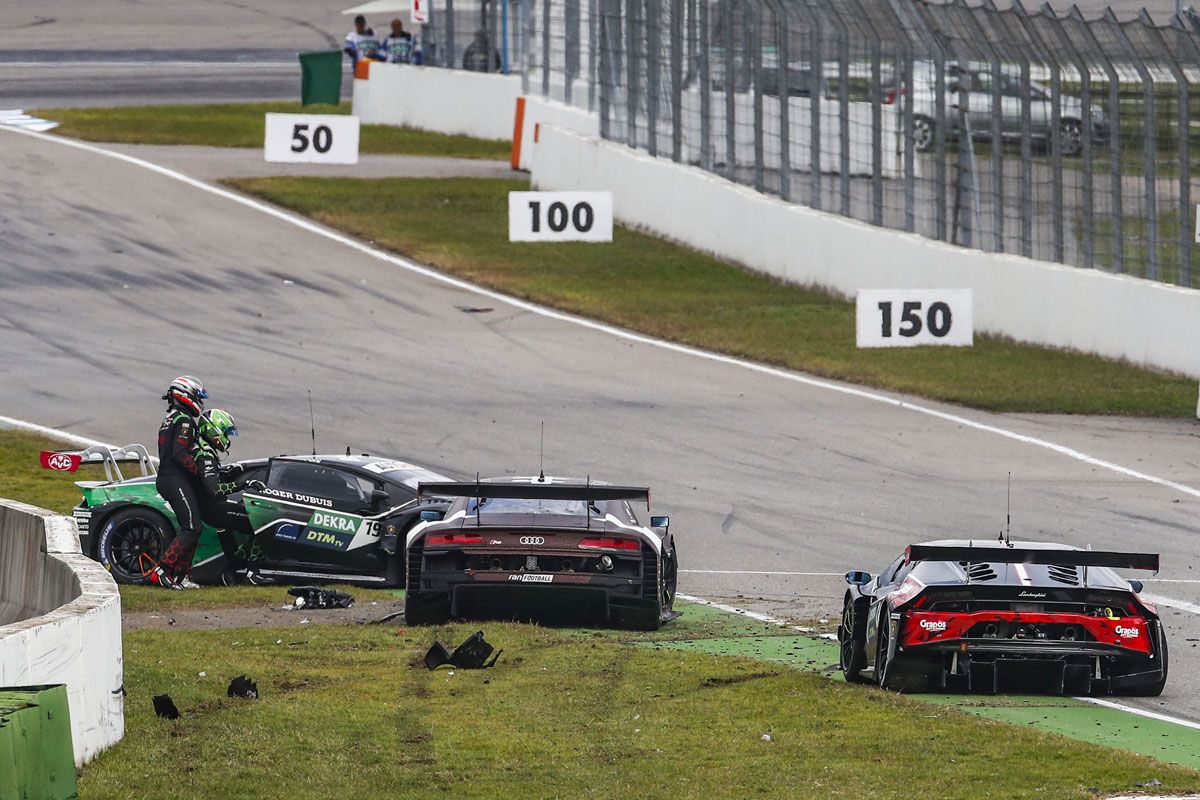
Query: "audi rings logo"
520 536 546 546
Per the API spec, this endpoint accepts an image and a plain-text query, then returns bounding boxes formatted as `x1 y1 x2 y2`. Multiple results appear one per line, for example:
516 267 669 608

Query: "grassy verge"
224 175 1194 416
79 620 1199 800
31 102 511 160
4 431 1199 796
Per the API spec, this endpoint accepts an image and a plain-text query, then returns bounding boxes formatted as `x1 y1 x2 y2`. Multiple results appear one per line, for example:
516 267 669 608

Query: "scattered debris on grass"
152 694 180 720
425 631 503 670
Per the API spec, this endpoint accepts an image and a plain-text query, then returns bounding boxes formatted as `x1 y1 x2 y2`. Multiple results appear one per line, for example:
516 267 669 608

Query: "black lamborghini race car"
838 540 1166 695
58 444 451 585
403 477 679 630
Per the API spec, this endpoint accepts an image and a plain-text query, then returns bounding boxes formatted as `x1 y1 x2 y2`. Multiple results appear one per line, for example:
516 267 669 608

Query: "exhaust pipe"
561 559 574 572
1062 626 1077 641
983 623 999 638
489 558 503 570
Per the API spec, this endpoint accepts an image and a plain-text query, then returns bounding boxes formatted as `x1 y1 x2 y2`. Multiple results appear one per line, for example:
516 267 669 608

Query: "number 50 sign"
264 113 360 164
856 289 973 348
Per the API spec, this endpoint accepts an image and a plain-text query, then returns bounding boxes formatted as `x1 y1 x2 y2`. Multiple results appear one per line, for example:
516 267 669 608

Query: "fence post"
670 0 683 162
699 0 712 170
768 0 791 200
627 0 640 148
542 0 552 95
647 0 660 157
723 0 735 179
598 0 612 138
1016 5 1064 264
1049 10 1098 269
750 0 765 192
809 9 824 210
1107 8 1157 279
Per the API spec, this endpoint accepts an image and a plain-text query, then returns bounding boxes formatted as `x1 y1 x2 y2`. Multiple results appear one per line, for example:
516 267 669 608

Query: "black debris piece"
227 675 259 699
288 586 354 609
152 694 180 720
425 631 502 670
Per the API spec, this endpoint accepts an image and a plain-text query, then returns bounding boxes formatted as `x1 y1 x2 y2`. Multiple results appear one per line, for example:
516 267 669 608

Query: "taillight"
883 89 896 104
889 575 925 607
1135 593 1158 615
426 533 483 546
578 537 640 551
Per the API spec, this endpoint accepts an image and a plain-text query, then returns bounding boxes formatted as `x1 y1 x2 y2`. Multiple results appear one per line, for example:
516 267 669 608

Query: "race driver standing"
150 375 208 589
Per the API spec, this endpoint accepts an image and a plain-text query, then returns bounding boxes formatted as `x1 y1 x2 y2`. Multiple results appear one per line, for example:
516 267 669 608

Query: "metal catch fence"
422 1 1200 288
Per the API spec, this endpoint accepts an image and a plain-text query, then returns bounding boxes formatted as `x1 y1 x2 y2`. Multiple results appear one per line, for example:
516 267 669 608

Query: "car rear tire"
1126 626 1168 697
913 115 935 152
96 508 172 584
839 597 870 684
661 544 678 614
404 591 450 626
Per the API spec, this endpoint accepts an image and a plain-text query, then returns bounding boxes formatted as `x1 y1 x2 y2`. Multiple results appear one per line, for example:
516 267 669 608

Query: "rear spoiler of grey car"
417 481 650 506
905 545 1159 572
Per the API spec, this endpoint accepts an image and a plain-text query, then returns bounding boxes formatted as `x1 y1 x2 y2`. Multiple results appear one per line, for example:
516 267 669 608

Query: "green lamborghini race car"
49 445 451 585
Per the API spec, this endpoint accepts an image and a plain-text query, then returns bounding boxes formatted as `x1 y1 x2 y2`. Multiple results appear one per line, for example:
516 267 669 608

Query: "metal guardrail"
422 1 1200 289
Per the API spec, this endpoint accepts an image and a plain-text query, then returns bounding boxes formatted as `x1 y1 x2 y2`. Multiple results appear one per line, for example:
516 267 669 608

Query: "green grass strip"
223 175 1195 416
659 633 1200 770
77 623 1200 799
31 102 511 160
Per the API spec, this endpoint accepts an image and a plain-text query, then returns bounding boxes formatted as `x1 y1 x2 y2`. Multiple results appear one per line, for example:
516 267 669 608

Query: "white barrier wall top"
0 498 124 765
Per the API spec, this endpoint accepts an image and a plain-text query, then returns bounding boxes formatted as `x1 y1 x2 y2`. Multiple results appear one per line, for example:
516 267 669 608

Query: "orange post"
511 96 526 170
354 59 371 80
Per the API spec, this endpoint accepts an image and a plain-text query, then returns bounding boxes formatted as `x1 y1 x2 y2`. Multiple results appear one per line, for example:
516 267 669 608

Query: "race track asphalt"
3 129 1200 727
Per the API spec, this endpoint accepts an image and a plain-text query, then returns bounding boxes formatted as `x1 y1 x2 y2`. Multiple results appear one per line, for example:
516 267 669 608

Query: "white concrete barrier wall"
0 498 123 765
352 63 522 141
530 124 1200 378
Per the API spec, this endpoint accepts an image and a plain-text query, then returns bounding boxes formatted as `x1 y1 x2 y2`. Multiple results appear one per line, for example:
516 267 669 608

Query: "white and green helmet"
199 408 238 452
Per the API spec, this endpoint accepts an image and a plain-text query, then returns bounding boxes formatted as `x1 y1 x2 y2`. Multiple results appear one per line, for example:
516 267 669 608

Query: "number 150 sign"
856 289 973 348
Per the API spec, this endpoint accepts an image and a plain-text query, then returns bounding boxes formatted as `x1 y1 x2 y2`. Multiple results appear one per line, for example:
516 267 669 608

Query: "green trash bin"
299 50 343 106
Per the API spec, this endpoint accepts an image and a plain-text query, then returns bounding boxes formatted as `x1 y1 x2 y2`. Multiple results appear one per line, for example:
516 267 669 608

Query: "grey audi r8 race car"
838 540 1166 695
403 477 679 630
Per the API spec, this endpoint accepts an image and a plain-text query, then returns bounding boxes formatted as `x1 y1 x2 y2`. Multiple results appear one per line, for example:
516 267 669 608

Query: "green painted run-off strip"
650 632 1200 770
0 684 78 800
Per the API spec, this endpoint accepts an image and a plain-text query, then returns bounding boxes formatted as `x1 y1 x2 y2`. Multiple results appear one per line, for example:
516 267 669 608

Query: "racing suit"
156 410 203 578
343 30 380 65
193 442 254 570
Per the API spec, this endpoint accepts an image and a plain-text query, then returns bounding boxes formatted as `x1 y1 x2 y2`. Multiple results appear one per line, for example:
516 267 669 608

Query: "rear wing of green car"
39 444 157 483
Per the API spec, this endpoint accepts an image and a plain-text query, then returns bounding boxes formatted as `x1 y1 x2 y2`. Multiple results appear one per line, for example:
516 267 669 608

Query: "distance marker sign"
264 113 360 164
856 289 973 348
509 191 613 242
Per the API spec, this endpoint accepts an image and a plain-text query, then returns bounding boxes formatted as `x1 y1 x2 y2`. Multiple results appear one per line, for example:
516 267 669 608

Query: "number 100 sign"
856 289 973 348
509 191 613 242
264 113 360 165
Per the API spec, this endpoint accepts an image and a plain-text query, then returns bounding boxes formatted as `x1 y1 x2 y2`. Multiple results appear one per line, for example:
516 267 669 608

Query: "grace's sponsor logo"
1115 625 1140 639
309 511 359 532
509 573 554 583
46 453 77 471
919 619 948 632
1017 591 1047 598
307 530 340 546
520 536 546 546
261 487 334 508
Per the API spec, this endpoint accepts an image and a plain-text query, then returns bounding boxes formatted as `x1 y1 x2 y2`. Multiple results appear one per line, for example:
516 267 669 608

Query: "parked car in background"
889 61 1108 156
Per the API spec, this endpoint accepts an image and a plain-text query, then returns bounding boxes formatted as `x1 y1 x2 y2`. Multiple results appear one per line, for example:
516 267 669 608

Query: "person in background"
380 18 414 64
344 15 380 66
462 28 500 72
